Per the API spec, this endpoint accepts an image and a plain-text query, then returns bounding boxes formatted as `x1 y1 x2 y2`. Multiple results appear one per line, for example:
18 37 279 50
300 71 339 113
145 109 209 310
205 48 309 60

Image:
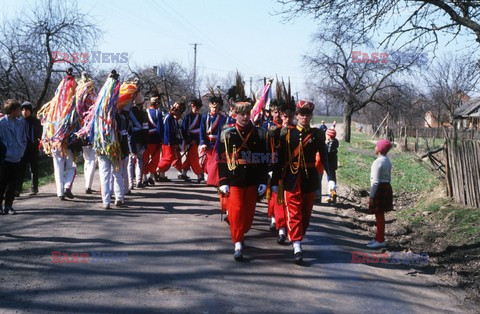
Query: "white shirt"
370 155 392 198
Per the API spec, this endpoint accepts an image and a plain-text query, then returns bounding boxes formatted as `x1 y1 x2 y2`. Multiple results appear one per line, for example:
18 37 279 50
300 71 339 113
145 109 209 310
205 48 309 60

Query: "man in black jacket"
17 102 42 196
217 101 268 261
271 100 329 264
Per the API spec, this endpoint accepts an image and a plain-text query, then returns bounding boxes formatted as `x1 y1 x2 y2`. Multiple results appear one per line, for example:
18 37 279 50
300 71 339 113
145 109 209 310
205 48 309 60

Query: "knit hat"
296 100 314 115
326 128 336 139
21 101 33 112
376 139 392 155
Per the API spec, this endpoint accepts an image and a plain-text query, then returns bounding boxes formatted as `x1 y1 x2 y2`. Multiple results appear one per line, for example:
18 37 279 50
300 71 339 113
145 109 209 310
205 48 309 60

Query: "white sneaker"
367 241 386 249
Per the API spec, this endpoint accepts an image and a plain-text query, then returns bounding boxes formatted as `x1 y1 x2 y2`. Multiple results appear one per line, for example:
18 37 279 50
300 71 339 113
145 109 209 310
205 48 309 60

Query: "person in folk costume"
265 79 296 245
125 79 147 189
180 98 204 183
223 87 237 126
262 99 283 232
142 95 163 185
271 100 329 264
217 94 269 261
199 90 225 186
37 68 77 200
91 70 123 209
156 101 185 175
114 95 134 202
214 87 237 221
75 71 97 194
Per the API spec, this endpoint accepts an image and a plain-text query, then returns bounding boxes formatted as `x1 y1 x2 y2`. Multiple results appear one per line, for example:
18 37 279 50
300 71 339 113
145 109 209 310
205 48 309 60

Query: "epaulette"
280 126 291 137
267 125 281 137
221 122 235 131
219 126 235 143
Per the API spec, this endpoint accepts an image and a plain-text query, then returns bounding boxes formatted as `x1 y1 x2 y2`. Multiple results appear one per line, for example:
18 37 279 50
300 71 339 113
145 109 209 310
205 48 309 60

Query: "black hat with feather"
231 71 252 114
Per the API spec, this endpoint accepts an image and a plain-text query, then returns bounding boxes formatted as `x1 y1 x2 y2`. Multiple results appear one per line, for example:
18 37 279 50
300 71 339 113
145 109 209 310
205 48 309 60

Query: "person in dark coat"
271 100 329 265
17 102 42 196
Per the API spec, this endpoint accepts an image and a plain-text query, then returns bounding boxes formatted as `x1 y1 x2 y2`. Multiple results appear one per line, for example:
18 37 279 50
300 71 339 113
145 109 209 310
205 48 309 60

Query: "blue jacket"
0 116 27 163
147 108 163 144
162 113 180 146
181 113 201 144
199 113 224 149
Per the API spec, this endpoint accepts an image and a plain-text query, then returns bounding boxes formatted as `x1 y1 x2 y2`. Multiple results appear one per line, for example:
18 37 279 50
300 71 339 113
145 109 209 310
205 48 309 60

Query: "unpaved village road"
0 166 476 313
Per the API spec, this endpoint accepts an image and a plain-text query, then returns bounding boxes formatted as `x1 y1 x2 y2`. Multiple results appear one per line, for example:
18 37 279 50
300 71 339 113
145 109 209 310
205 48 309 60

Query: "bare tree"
19 0 101 107
305 29 416 142
278 0 480 50
422 53 480 126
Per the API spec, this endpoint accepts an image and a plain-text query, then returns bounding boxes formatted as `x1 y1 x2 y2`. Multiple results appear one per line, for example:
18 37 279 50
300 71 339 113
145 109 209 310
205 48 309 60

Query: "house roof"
454 98 480 118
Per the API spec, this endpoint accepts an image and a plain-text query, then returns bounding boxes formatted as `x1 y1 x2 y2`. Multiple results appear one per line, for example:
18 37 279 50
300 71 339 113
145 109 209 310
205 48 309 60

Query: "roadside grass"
397 195 480 243
22 154 84 192
312 116 343 125
405 136 444 152
338 131 480 244
337 132 438 193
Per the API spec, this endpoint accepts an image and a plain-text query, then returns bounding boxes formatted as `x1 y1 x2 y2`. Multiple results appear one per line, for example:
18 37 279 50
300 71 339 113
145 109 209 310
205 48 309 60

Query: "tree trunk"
343 111 352 143
36 34 53 108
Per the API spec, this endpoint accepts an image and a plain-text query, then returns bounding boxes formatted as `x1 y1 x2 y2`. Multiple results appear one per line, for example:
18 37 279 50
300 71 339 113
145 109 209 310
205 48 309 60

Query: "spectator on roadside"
319 120 328 132
325 128 339 203
16 102 42 196
357 123 363 132
367 139 393 249
0 99 27 215
332 120 337 129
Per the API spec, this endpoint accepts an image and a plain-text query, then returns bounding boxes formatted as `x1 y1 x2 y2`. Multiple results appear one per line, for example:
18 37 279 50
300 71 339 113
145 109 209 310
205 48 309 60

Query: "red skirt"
368 183 393 214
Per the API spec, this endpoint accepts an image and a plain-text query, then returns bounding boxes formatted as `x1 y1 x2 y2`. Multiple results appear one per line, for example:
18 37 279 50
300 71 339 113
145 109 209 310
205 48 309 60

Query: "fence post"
415 129 419 153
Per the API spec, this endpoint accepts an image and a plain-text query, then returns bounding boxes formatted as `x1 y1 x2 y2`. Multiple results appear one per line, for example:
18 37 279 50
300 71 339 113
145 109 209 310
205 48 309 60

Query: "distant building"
424 111 452 128
453 97 480 130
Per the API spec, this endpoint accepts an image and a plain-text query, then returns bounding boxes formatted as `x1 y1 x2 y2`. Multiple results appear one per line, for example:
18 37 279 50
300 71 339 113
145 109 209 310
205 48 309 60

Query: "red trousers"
228 186 258 243
220 192 228 214
285 181 316 242
143 144 161 175
157 144 182 173
268 192 286 229
204 148 219 186
375 212 385 242
181 143 202 176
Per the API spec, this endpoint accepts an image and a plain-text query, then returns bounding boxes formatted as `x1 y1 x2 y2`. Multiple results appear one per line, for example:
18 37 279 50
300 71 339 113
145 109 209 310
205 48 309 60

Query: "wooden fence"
445 139 480 208
366 125 480 140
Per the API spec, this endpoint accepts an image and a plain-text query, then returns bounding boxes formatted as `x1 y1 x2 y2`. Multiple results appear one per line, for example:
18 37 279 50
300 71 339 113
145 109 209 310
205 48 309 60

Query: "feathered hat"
189 97 203 108
231 71 252 114
207 85 223 106
274 77 295 115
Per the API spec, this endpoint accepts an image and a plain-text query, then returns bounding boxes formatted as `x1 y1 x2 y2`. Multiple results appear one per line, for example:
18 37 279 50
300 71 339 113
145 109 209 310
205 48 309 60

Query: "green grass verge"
397 196 480 242
22 155 84 192
340 132 480 244
337 132 438 193
312 115 343 125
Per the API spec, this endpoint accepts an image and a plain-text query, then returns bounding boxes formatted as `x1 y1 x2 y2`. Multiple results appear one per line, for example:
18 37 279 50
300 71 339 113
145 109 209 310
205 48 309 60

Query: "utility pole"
249 76 253 97
190 43 201 95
